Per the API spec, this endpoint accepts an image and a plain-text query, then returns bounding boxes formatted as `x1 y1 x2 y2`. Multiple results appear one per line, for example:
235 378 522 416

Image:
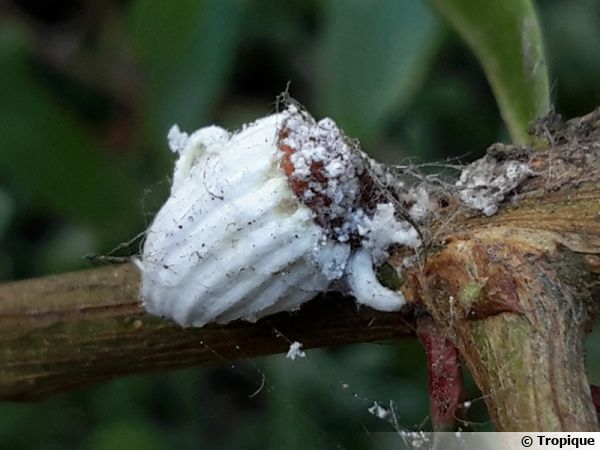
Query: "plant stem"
421 228 600 430
405 109 600 430
0 264 414 401
417 316 465 431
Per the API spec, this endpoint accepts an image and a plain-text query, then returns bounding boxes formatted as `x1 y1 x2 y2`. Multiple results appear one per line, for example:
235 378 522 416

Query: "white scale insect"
135 105 421 327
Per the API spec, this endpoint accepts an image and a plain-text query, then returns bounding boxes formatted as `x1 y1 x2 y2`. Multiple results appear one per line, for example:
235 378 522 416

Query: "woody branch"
1 109 599 432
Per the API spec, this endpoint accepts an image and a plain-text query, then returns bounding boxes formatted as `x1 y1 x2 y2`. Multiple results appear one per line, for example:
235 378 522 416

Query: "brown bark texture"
400 109 600 430
1 109 599 431
0 263 415 401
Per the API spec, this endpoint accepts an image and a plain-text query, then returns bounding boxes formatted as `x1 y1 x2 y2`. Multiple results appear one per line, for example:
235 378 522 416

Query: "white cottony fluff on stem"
405 186 431 223
137 106 419 327
359 203 421 264
286 341 306 360
368 402 390 420
456 155 532 216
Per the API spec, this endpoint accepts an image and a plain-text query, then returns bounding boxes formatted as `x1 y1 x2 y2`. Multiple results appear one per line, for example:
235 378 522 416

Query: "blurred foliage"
0 0 598 448
318 0 441 144
130 0 244 157
429 0 550 144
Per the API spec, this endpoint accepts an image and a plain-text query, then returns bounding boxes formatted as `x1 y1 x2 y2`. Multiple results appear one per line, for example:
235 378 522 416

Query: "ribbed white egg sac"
136 113 335 327
137 108 418 328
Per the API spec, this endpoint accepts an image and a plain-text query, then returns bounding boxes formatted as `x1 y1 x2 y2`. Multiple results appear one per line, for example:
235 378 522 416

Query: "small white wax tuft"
167 124 189 153
368 402 390 420
286 341 306 360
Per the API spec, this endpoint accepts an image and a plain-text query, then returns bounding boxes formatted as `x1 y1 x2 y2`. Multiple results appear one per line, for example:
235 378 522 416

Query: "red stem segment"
417 315 465 431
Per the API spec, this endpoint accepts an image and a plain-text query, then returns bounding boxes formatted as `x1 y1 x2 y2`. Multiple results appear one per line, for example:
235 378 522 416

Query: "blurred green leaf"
541 0 600 115
83 419 170 450
0 27 137 233
0 188 13 239
319 0 440 144
36 224 97 274
0 251 12 279
131 0 244 143
586 325 600 384
429 0 550 144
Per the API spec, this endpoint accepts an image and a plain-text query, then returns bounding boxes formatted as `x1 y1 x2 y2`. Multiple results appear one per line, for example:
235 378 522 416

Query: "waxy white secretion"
136 105 421 327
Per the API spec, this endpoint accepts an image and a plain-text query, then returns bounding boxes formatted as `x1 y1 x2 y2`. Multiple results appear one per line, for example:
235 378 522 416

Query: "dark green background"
0 0 599 448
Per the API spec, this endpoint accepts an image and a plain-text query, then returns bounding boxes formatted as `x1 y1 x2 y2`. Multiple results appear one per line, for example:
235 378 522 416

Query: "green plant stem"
421 226 600 430
429 0 550 143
